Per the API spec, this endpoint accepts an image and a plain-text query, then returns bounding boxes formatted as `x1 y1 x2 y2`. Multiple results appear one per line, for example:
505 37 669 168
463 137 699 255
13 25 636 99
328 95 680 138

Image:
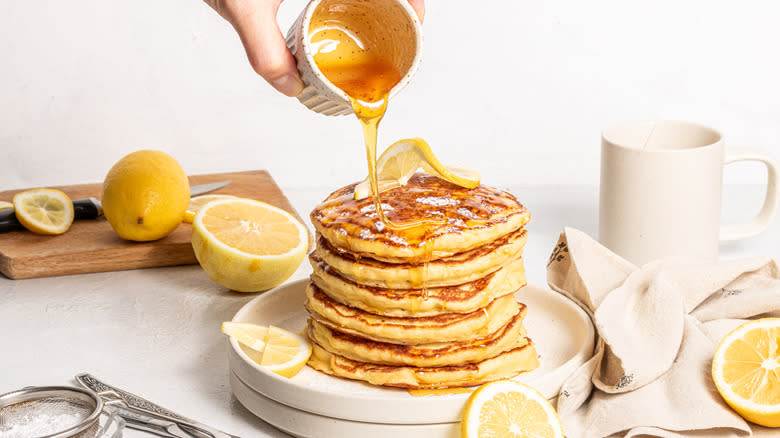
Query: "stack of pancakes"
305 174 539 389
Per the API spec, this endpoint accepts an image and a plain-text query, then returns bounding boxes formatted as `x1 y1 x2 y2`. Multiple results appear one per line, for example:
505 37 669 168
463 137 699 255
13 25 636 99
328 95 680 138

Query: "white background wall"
1 0 779 192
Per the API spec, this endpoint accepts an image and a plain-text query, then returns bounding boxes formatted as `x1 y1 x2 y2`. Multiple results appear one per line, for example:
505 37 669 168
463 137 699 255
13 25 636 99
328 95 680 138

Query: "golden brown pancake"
307 310 527 367
309 252 527 317
315 228 527 289
307 339 539 389
311 174 530 263
305 284 522 344
309 252 526 317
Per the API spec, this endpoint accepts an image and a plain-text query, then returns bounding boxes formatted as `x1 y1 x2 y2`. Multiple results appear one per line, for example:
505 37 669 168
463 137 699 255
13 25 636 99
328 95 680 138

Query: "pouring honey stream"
306 4 500 395
310 1 414 230
309 0 439 302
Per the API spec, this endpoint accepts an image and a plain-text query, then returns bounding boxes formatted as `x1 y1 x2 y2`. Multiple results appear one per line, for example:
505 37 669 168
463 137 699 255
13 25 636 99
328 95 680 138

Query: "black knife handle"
73 198 101 220
0 209 24 233
0 198 101 233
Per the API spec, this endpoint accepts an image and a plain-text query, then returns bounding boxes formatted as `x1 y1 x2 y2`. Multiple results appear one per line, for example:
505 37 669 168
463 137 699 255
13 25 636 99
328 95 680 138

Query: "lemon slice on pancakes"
0 201 12 210
462 380 564 438
222 322 312 378
712 317 780 427
12 188 75 235
354 138 480 200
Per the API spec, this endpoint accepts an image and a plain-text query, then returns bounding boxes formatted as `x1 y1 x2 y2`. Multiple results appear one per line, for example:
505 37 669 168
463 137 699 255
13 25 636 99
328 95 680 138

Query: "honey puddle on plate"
408 387 475 397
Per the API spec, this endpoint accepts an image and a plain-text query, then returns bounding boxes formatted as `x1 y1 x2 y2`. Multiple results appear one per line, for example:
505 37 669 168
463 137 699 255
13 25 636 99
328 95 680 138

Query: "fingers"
206 0 422 97
407 0 425 22
224 0 304 97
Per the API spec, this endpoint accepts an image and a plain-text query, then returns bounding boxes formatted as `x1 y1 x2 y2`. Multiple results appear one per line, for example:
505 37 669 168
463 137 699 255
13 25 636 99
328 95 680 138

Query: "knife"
0 180 231 233
76 373 240 438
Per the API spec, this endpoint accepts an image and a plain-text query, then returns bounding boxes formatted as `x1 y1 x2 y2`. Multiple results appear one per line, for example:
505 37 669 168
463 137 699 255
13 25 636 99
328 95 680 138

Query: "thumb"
228 0 304 97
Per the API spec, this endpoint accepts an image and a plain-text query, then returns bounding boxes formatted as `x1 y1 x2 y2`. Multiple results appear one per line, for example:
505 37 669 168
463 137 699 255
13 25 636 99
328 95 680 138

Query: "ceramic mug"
599 120 779 265
285 0 423 116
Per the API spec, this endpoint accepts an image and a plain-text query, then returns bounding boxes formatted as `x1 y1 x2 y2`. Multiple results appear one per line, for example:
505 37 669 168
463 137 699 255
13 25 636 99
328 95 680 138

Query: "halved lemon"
12 189 75 235
0 201 12 210
712 317 780 427
183 194 238 223
191 199 308 292
354 138 480 200
222 322 312 378
462 380 564 438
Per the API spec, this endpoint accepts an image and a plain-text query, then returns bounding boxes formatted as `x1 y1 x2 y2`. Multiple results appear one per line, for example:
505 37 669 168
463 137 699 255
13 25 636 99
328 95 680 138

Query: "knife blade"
76 373 240 438
188 180 232 197
0 180 231 233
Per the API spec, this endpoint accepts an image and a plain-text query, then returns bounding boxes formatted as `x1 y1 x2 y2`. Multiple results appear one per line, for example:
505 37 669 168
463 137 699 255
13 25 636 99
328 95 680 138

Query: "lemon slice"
354 138 480 200
462 380 564 438
712 317 780 427
191 199 308 292
0 201 12 210
12 189 75 235
222 322 312 378
221 321 269 351
183 194 238 223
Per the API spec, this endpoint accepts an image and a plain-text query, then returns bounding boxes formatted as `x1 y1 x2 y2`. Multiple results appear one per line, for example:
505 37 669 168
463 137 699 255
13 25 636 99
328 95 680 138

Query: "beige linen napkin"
547 227 780 438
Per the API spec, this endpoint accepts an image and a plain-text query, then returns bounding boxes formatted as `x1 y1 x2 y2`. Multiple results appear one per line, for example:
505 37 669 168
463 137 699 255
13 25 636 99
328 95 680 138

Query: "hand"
205 0 425 97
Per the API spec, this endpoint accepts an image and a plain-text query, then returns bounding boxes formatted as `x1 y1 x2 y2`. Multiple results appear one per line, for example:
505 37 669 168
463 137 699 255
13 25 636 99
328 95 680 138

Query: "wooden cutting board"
0 170 308 279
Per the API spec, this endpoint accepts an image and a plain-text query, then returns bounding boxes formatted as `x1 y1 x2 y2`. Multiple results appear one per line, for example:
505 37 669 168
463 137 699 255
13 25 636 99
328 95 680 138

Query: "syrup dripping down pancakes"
305 174 538 389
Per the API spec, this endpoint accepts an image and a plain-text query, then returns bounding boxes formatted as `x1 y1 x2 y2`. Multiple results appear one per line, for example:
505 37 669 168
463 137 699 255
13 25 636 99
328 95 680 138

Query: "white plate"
228 280 593 425
231 372 460 438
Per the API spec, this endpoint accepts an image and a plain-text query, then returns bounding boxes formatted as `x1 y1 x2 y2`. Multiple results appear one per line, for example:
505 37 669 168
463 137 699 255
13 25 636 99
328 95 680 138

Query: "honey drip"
310 7 400 226
310 1 439 310
353 95 395 228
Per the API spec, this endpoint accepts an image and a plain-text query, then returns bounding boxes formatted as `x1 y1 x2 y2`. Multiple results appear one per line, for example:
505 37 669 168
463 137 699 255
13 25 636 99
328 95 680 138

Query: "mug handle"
720 147 779 241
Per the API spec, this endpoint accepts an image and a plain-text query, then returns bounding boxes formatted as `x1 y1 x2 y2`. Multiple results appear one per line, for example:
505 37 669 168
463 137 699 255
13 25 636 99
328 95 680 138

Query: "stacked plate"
227 279 594 438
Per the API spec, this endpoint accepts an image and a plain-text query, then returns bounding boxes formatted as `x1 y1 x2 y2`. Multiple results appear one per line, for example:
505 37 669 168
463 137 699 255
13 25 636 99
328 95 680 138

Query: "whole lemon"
102 150 190 241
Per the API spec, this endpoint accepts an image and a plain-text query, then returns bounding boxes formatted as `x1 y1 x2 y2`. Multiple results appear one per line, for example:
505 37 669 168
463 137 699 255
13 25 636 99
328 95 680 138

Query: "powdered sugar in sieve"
0 386 116 438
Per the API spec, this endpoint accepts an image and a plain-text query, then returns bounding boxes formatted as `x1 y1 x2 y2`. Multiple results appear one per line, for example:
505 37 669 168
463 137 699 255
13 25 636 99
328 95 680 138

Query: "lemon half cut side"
183 194 239 223
462 380 565 438
712 317 780 427
191 199 308 292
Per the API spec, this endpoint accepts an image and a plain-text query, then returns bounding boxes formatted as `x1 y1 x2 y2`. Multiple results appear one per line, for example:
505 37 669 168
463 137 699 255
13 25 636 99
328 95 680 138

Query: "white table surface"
1 184 777 438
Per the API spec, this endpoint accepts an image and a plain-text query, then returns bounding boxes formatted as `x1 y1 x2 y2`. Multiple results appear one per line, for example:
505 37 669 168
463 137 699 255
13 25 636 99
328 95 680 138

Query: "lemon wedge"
222 321 269 351
712 317 780 427
354 138 480 200
462 380 564 438
12 189 75 235
191 199 308 292
0 201 12 210
183 194 238 223
222 322 312 378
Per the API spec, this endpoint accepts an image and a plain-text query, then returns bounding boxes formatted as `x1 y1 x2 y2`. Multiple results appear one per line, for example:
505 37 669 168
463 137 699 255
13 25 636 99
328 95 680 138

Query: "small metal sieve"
0 386 120 438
